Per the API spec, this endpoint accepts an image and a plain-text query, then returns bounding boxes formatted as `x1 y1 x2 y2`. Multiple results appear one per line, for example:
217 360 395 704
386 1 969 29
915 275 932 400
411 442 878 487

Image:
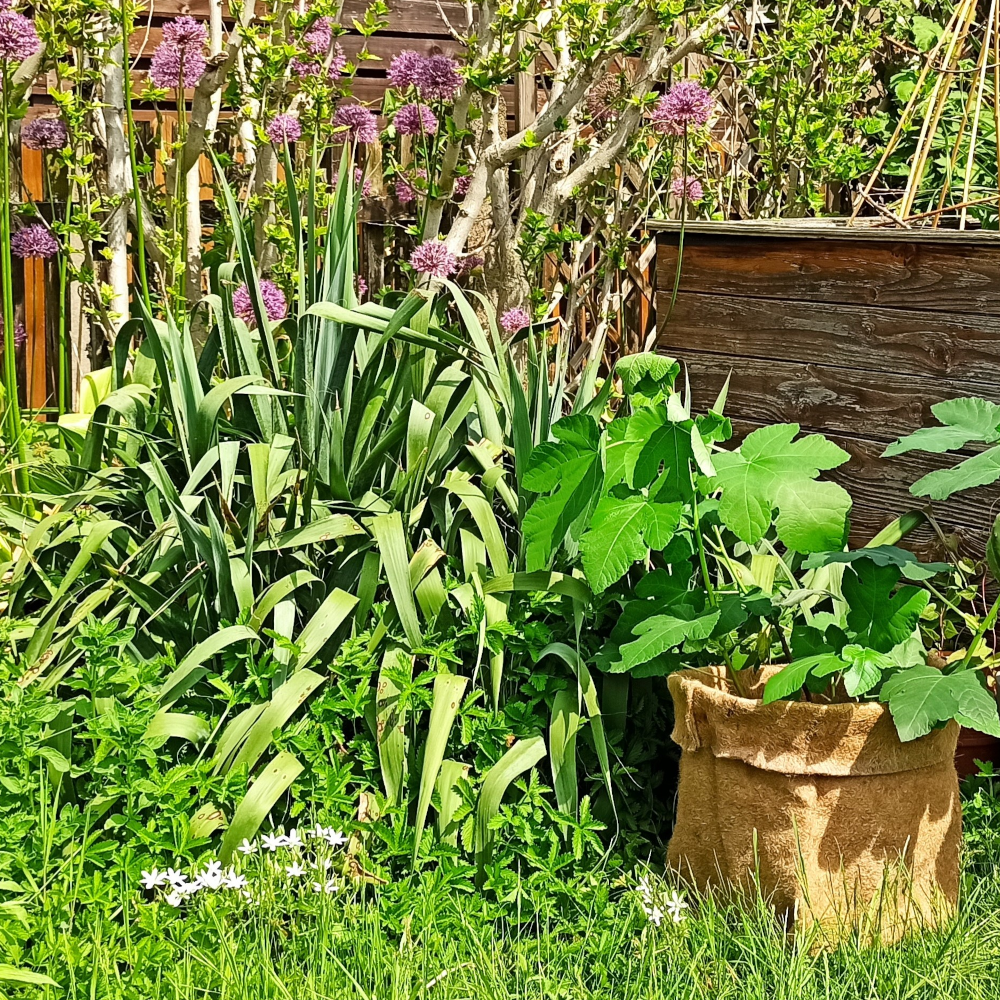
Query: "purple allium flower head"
13 322 26 349
671 175 704 202
302 16 331 56
21 117 68 150
650 80 713 136
11 224 58 259
149 41 206 88
500 307 530 335
232 279 288 325
414 54 462 102
0 10 40 62
149 16 208 88
395 176 416 205
456 253 483 276
409 239 458 279
387 50 423 90
356 276 367 299
328 43 347 78
393 102 437 137
161 15 208 46
334 104 378 144
266 114 302 145
453 174 470 198
353 167 373 198
291 56 318 77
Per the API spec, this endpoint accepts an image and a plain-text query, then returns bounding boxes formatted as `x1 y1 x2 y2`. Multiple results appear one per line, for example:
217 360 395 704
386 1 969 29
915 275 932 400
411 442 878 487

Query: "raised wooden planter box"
652 219 1000 554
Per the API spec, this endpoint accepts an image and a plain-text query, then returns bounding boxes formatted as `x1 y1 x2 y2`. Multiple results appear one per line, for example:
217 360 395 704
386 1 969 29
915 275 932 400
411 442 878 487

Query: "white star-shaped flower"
140 868 168 890
324 878 339 895
165 891 184 907
664 890 688 923
238 838 258 855
199 866 224 890
164 868 188 888
285 828 305 850
261 833 287 852
324 829 347 848
286 861 307 879
224 871 248 890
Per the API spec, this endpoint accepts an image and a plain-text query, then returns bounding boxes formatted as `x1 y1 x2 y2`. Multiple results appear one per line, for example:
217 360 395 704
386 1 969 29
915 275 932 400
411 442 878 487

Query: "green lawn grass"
9 787 1000 1000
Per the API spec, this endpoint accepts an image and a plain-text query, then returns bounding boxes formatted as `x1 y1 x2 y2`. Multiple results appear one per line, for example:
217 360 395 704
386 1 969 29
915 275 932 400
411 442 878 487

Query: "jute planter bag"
666 667 961 943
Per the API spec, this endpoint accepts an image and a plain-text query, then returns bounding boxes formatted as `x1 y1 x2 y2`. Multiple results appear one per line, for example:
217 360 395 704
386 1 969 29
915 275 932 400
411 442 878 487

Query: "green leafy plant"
522 356 1000 744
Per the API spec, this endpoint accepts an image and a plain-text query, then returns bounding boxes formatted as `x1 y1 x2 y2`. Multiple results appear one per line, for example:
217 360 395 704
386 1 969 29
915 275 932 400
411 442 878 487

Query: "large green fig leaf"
881 665 1000 742
578 495 682 592
711 424 851 552
884 397 1000 457
522 416 602 571
843 562 929 653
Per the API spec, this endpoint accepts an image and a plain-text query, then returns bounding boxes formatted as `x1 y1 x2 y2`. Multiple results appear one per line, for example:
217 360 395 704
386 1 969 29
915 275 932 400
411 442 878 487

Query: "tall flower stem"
0 66 29 494
120 0 151 314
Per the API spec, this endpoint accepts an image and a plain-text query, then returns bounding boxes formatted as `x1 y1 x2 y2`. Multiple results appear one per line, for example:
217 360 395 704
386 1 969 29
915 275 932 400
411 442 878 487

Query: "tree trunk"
99 27 130 331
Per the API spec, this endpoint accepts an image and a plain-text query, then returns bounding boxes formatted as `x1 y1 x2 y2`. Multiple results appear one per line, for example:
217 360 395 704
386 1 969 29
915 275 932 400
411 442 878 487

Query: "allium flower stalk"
11 224 58 259
409 239 458 278
149 16 208 88
393 102 437 137
333 104 378 144
500 307 530 335
671 176 704 203
21 117 68 150
232 279 288 325
266 114 302 145
0 8 40 62
650 80 713 136
387 49 423 90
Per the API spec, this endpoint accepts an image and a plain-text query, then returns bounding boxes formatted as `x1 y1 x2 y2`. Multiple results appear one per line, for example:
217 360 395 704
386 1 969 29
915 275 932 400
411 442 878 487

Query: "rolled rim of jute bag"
667 665 960 776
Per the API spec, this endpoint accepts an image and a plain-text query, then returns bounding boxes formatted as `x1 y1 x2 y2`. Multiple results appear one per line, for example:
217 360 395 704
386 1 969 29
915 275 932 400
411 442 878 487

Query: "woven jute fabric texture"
666 666 961 943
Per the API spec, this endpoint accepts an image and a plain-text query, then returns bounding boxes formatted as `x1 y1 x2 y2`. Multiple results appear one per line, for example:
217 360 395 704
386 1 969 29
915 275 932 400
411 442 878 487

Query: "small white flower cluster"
140 860 249 908
140 825 350 907
636 875 688 927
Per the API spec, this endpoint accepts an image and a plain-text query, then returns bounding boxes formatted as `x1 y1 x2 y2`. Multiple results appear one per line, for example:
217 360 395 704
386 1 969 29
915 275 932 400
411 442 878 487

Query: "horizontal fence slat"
655 289 1000 384
142 0 465 32
677 350 996 445
126 27 462 60
657 235 1000 316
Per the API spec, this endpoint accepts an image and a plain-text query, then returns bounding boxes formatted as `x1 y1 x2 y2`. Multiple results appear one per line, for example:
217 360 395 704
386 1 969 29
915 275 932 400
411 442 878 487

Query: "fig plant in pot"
883 396 1000 779
521 357 1000 942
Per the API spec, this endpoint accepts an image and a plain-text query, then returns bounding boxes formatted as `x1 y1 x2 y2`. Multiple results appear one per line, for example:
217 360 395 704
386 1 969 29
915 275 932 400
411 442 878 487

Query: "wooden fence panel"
653 221 1000 556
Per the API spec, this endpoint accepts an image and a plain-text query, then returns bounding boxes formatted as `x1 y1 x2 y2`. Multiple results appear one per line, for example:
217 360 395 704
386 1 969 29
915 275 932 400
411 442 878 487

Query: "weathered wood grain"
656 290 1000 385
144 0 465 32
657 236 1000 315
649 218 1000 245
676 351 998 444
127 27 462 60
